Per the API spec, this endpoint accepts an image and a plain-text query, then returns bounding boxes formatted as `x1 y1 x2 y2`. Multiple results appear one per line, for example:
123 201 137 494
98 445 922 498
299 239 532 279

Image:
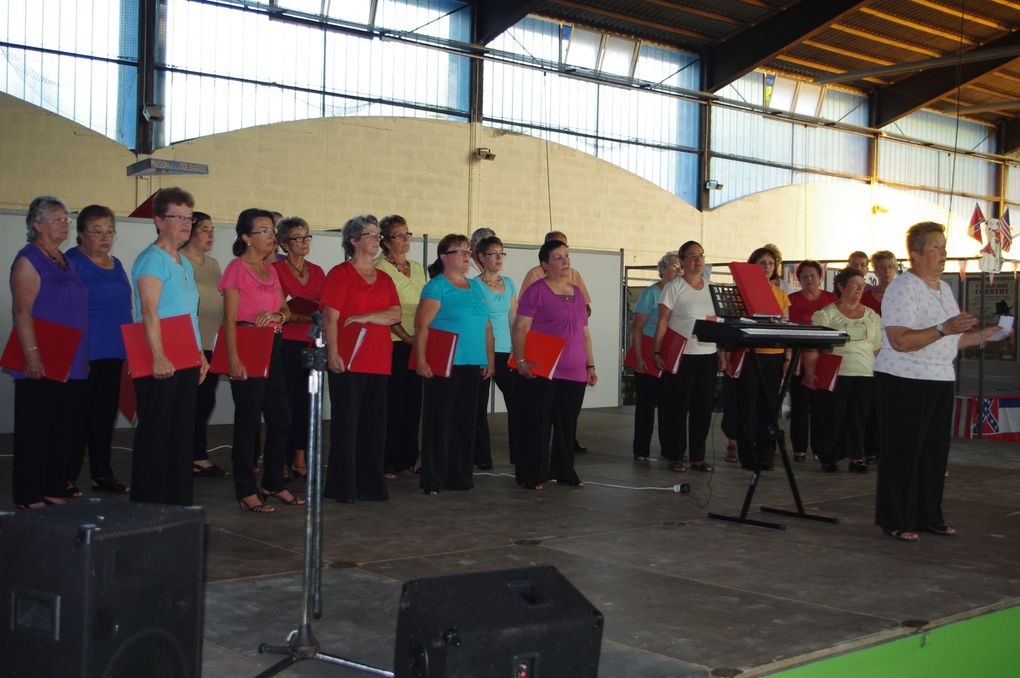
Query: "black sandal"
193 462 227 478
91 476 129 493
239 495 274 513
690 462 714 472
927 524 957 536
883 528 919 542
670 462 687 473
62 482 83 498
264 489 306 505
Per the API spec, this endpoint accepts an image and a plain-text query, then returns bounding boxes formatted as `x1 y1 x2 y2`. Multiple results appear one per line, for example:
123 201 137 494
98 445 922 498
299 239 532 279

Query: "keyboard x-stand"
693 319 849 530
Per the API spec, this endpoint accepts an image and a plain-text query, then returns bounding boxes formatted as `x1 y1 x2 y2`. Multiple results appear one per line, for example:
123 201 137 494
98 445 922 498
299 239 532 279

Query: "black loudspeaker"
0 498 205 678
394 565 604 678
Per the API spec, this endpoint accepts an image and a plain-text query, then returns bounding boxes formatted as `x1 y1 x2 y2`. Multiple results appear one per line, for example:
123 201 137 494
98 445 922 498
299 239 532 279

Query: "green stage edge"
769 604 1020 678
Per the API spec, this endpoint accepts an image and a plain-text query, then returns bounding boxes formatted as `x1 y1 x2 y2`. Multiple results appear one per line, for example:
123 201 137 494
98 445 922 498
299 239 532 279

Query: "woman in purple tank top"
8 196 89 509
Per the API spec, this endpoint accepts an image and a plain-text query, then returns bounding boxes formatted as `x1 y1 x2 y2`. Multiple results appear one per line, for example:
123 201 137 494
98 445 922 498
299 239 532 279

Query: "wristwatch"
935 323 945 337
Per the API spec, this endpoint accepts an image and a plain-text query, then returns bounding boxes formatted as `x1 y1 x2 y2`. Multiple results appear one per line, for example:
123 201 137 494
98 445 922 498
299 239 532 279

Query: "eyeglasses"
162 214 195 224
250 229 274 237
85 229 117 238
668 264 682 270
387 232 413 240
684 253 706 260
483 251 507 258
444 248 472 256
359 231 382 239
287 235 314 243
42 217 71 226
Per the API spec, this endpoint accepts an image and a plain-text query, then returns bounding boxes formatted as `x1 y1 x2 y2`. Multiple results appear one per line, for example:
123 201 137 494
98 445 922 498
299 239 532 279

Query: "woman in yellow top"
808 267 883 474
375 214 427 478
723 245 790 471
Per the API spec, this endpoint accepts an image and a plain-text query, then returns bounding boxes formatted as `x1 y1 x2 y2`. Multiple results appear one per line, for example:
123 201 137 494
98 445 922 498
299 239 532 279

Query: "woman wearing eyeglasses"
415 234 494 495
130 187 209 506
375 215 427 479
9 196 89 509
472 235 518 469
806 267 882 474
322 215 401 503
64 205 133 497
653 242 718 473
219 208 300 513
512 240 596 491
271 216 326 481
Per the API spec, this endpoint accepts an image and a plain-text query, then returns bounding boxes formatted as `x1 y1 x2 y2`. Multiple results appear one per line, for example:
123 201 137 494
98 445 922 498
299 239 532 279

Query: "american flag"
1001 208 1012 253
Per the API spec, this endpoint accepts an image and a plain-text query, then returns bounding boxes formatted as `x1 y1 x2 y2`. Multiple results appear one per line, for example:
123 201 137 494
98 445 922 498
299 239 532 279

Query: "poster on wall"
963 275 1017 361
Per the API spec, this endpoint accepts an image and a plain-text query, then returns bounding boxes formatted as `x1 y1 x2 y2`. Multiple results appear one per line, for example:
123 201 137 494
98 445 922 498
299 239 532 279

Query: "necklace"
480 274 503 290
286 257 307 278
37 243 68 271
387 256 410 276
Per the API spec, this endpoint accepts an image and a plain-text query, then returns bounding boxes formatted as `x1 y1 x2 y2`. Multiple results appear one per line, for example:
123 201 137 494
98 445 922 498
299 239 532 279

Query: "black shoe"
573 439 588 454
821 463 839 473
848 460 869 473
864 455 877 466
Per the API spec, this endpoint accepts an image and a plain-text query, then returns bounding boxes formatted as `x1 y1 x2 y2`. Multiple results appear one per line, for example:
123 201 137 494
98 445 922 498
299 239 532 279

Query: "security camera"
475 148 496 161
142 104 165 122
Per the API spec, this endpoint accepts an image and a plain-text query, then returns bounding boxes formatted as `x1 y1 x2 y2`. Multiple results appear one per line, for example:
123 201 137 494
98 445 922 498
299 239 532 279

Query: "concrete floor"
2 398 1019 677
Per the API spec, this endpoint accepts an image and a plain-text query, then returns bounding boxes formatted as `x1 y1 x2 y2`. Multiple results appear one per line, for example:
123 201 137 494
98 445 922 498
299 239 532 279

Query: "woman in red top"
787 260 838 462
271 216 326 480
321 215 400 502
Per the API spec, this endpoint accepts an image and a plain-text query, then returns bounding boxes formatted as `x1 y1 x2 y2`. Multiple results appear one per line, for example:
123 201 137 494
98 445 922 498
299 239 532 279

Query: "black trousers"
324 371 389 502
281 339 312 462
474 352 515 467
67 358 121 482
193 350 219 462
420 365 480 493
632 372 667 459
230 335 291 500
874 373 953 533
514 377 585 486
664 352 717 463
812 375 873 465
13 378 81 504
735 353 785 469
789 377 821 456
383 341 422 474
131 367 199 505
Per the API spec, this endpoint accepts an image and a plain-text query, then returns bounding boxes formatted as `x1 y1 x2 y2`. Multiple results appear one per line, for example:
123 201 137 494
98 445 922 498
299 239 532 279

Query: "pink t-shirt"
218 258 283 329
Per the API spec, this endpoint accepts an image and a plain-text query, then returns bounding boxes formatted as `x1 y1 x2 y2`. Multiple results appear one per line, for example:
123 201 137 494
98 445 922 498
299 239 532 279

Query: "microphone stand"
255 311 393 677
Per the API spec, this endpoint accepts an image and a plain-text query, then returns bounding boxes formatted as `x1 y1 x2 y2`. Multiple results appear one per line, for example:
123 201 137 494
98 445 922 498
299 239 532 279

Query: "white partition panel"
0 211 619 433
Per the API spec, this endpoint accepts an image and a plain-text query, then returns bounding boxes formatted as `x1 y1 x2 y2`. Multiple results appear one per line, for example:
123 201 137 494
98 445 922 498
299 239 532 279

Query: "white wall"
0 213 622 432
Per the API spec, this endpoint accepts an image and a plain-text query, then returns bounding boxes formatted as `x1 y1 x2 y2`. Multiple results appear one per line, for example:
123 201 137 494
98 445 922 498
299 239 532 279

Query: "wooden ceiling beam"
802 39 895 66
639 1 745 27
858 7 977 45
908 0 1010 31
830 24 941 58
773 54 888 84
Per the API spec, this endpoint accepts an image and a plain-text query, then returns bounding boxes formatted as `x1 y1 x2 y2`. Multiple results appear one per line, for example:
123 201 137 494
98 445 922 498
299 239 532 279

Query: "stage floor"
2 407 1019 677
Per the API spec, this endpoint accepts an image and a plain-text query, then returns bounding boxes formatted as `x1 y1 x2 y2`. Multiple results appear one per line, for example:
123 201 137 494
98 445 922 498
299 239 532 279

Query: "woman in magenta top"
321 215 400 503
787 260 837 463
511 239 597 490
219 208 301 513
271 216 326 480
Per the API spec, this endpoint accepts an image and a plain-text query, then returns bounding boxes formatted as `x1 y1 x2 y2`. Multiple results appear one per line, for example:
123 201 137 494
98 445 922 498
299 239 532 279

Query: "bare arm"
583 326 597 386
11 256 44 379
632 312 649 373
652 303 672 372
138 275 175 379
347 305 401 327
886 313 977 352
323 305 346 373
482 320 495 379
222 288 247 381
413 298 441 378
511 313 534 378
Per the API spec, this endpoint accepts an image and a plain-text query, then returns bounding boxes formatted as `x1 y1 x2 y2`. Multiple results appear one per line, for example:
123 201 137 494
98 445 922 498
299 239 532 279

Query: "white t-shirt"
658 277 717 355
873 270 961 382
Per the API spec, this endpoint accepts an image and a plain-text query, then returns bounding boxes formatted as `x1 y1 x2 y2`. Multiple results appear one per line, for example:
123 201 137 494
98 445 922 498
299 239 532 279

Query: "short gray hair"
470 227 495 248
657 252 679 276
906 221 945 257
26 196 68 242
341 214 378 258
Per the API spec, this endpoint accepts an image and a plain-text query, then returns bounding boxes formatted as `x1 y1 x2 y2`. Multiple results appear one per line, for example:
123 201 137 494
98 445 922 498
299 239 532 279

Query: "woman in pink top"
787 260 838 462
271 216 326 480
219 208 302 513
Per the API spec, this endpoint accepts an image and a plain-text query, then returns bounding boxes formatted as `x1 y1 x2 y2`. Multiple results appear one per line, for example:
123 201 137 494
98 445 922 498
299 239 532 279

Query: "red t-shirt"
861 289 882 315
320 262 399 375
788 290 838 325
272 259 326 343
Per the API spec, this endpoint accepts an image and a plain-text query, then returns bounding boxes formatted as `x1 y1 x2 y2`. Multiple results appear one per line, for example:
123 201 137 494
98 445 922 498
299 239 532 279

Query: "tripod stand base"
255 624 394 678
761 506 839 524
707 511 785 530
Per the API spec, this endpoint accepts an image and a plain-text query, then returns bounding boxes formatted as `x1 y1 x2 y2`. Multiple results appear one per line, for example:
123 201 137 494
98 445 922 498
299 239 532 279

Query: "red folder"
729 262 783 318
507 330 568 379
1 318 83 382
409 328 458 377
803 352 842 391
121 315 203 379
659 328 688 375
286 296 319 317
209 324 276 378
338 322 368 370
624 334 662 377
729 348 748 378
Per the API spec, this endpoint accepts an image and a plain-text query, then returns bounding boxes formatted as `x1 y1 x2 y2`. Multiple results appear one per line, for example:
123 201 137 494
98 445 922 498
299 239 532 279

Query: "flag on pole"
958 258 968 280
968 204 985 243
1002 208 1012 253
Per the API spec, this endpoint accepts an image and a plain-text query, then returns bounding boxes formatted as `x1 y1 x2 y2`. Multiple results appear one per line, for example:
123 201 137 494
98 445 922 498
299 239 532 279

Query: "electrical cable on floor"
475 472 691 494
